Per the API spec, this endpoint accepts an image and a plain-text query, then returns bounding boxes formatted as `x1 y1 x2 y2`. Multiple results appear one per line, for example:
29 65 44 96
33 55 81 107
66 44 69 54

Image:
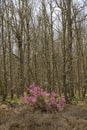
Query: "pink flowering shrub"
22 82 66 112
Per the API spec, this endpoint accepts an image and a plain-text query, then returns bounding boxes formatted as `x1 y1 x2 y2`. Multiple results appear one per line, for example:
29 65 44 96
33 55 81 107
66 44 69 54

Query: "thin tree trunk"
50 0 55 91
7 10 13 99
61 5 68 101
1 14 7 101
67 0 74 98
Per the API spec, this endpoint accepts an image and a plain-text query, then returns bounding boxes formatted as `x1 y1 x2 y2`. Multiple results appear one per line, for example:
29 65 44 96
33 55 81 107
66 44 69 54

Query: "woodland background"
0 0 87 101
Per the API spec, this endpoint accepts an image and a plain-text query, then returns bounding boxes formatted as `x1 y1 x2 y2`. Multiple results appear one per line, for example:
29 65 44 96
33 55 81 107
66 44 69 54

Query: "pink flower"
60 96 66 103
45 104 50 111
51 92 56 97
29 82 36 89
57 103 61 109
29 89 36 95
50 97 57 105
27 96 37 104
22 83 66 112
41 91 50 97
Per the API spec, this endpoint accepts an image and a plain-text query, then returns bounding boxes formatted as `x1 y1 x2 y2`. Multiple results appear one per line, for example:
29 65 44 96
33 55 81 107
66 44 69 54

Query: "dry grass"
0 103 87 130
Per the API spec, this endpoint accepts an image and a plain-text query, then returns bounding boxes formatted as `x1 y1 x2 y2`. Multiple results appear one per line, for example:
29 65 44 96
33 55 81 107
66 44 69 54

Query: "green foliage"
5 94 22 105
13 94 19 103
37 96 46 111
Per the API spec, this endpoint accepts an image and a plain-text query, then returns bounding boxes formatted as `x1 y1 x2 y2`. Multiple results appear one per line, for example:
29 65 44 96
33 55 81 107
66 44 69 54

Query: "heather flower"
22 82 66 112
29 82 36 89
51 91 56 97
60 96 66 103
27 96 37 104
41 91 50 97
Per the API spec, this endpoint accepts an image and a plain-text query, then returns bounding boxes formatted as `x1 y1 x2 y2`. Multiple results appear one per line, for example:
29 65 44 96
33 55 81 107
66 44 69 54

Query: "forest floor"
0 101 87 130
